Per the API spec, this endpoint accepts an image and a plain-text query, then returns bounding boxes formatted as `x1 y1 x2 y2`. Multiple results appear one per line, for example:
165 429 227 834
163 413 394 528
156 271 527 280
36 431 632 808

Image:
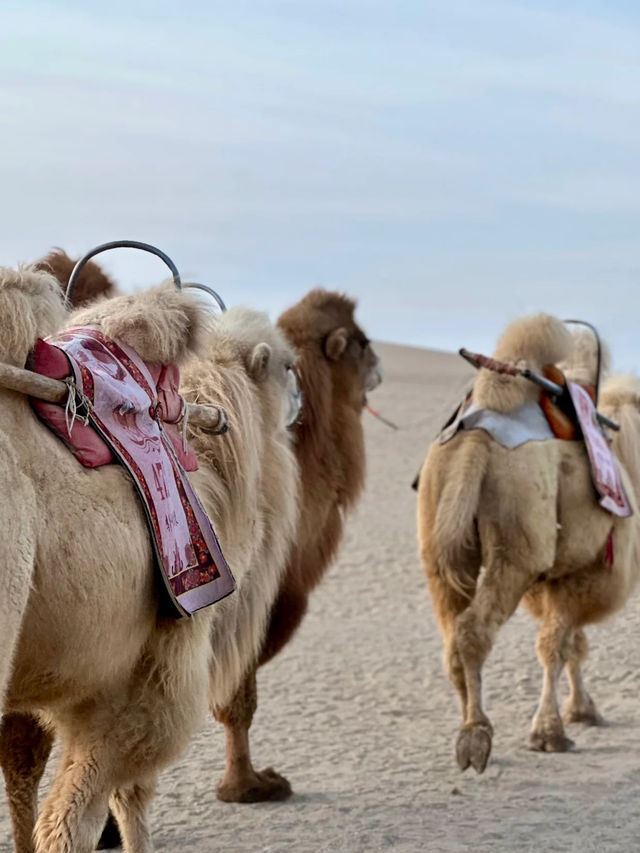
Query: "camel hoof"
96 811 121 849
563 704 604 727
528 730 575 753
217 766 293 803
456 726 492 774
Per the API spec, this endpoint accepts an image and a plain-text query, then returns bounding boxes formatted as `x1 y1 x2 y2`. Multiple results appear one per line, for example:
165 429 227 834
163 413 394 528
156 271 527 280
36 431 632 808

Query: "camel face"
285 366 303 426
278 288 382 415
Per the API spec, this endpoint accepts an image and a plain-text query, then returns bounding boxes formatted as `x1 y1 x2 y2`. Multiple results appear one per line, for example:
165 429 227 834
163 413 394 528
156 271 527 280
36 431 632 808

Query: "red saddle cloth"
567 382 632 518
29 326 236 617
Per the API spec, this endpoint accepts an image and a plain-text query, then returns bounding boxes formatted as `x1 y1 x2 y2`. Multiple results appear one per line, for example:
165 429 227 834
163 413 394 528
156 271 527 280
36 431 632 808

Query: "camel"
25 255 384 810
0 267 300 852
214 289 382 803
417 314 640 773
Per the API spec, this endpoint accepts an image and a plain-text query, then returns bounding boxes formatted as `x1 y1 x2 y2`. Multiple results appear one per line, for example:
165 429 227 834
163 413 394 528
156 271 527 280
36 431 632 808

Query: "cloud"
0 0 639 369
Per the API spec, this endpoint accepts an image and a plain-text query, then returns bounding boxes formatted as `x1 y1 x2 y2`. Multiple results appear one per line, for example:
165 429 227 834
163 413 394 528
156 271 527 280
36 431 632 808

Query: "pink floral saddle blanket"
29 326 236 617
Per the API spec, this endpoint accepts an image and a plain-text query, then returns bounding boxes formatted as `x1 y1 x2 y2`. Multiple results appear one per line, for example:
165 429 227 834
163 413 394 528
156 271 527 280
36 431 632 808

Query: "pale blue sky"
1 1 639 367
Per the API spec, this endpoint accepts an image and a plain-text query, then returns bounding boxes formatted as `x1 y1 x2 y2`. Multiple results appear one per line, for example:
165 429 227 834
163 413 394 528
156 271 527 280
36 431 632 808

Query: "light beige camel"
417 314 640 772
0 267 299 852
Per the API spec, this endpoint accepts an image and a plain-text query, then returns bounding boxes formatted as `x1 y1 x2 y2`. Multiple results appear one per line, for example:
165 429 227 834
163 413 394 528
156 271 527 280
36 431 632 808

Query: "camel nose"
366 359 383 392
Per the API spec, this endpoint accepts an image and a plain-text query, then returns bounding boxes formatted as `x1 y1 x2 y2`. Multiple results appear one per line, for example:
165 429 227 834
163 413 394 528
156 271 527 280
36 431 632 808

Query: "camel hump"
69 283 213 366
474 314 573 413
0 265 66 367
491 313 573 371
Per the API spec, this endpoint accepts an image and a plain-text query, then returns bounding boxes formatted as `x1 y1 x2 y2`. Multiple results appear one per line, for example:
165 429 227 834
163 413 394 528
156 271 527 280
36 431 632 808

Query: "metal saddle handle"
65 240 182 305
564 319 602 405
66 241 227 316
182 282 227 312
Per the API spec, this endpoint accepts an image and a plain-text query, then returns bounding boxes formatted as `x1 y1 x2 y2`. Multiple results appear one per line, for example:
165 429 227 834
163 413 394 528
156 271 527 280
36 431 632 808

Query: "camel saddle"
28 326 236 618
435 366 632 519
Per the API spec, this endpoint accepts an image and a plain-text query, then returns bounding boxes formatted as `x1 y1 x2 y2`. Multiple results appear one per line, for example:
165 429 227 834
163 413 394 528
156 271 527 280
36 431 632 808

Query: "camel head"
277 288 382 415
34 248 117 307
0 266 66 367
213 306 302 433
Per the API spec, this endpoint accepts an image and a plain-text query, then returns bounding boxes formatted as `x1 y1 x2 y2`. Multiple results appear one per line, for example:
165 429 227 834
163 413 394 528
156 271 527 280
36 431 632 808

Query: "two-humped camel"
418 314 640 771
0 267 300 852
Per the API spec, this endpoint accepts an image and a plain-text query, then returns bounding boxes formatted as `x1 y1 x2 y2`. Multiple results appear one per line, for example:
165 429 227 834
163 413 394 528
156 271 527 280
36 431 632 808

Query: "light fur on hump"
558 326 611 388
181 306 299 709
0 266 66 366
474 313 573 413
69 283 212 365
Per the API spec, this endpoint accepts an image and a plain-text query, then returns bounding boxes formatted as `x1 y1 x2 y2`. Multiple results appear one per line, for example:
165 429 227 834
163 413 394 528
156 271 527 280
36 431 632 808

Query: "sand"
3 341 640 852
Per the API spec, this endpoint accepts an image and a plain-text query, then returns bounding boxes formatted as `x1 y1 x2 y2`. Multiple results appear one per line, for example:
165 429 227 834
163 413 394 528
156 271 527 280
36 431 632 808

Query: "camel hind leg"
109 780 155 853
563 628 603 726
0 713 54 853
34 741 111 853
424 563 480 719
454 557 543 772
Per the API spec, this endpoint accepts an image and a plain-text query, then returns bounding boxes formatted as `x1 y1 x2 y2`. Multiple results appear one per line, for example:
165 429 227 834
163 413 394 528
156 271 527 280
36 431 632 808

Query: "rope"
63 377 92 435
366 406 399 430
180 397 189 452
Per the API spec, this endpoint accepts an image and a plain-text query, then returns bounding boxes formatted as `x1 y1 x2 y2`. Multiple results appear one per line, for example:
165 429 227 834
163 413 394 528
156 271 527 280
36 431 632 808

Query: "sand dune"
3 341 640 852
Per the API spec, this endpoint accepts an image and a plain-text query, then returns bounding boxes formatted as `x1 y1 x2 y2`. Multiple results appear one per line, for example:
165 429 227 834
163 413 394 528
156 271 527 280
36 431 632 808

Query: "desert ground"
3 341 640 852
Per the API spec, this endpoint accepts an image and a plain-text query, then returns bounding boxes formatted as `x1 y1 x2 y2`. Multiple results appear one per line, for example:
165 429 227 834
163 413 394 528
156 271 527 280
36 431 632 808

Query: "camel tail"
433 437 489 598
0 266 66 367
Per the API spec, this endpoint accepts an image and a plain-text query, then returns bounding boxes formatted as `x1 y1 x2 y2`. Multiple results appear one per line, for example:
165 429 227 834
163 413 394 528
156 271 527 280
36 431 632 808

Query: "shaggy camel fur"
417 314 640 773
35 249 117 307
0 270 299 852
215 289 382 803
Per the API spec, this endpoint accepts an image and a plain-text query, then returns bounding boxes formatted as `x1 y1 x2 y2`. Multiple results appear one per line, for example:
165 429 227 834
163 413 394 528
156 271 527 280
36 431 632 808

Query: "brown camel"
417 314 640 773
214 289 382 803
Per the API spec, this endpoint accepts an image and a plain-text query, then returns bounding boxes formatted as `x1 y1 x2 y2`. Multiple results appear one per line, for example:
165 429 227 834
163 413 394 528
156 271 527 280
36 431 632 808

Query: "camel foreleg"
529 617 575 752
563 628 603 726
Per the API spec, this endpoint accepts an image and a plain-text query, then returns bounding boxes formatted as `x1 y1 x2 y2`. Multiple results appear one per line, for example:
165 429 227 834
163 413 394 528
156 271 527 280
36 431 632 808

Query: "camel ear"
324 327 349 361
249 342 272 382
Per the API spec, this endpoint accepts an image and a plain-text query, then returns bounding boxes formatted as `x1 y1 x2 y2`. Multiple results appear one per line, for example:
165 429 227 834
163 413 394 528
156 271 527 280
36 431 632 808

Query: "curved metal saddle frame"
66 241 227 317
182 282 227 312
66 240 182 306
563 319 602 405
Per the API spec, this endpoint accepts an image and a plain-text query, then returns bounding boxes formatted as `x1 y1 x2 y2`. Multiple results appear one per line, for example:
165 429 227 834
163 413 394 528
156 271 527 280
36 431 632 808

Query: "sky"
1 0 639 368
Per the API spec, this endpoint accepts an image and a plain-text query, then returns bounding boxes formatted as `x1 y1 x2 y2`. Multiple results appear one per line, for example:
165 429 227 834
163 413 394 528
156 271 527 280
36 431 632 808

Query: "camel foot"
217 766 293 803
455 724 493 773
528 729 575 753
96 811 121 849
563 700 603 727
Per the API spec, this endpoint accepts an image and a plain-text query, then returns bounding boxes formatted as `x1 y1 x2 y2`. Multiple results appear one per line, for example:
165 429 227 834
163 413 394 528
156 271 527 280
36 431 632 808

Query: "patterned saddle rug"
29 326 236 617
